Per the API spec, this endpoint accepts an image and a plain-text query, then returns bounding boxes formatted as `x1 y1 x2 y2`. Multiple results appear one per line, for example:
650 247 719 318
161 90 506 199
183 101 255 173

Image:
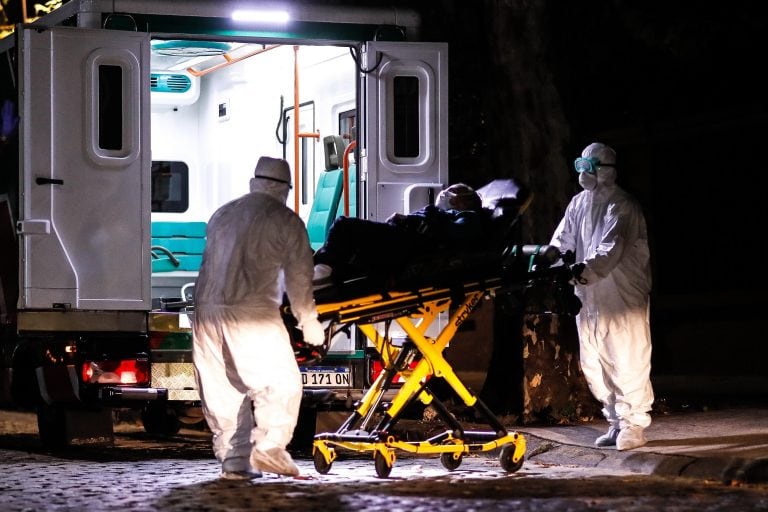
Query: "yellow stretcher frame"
310 274 533 478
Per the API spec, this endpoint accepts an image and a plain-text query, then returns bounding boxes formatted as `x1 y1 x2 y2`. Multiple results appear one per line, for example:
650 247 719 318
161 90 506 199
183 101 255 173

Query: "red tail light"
81 359 149 385
369 359 420 384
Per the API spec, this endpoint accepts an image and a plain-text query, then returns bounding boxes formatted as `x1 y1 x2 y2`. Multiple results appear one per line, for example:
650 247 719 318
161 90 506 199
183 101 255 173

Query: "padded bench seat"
151 221 207 273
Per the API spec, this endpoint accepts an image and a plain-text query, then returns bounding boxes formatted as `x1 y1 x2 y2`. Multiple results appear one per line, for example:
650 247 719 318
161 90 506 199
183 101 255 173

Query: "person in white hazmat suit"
193 156 325 479
550 142 654 451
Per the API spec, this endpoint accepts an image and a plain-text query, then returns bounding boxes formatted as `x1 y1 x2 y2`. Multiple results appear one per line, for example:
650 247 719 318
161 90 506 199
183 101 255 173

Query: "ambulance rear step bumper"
99 387 169 401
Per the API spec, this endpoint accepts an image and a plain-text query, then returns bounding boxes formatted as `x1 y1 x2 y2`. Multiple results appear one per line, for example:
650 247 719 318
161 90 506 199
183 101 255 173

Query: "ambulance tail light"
368 359 420 385
81 359 149 385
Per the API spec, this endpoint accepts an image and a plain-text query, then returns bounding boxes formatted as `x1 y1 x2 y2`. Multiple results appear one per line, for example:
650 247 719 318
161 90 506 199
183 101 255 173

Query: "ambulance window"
393 76 419 158
85 48 139 165
151 161 189 213
99 65 123 151
339 109 356 142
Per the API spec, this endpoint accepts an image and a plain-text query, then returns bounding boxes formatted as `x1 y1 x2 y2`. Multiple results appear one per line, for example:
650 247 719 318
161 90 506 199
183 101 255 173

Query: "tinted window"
151 161 189 213
393 76 419 158
98 64 123 151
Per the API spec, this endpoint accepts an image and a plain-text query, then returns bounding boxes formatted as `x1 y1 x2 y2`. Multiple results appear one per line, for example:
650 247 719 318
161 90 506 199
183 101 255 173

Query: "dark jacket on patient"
314 205 492 285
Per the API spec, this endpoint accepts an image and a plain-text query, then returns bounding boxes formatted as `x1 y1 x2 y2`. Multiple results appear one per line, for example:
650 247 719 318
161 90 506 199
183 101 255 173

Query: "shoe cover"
221 469 263 480
221 457 262 480
595 426 620 447
616 426 647 451
250 447 300 477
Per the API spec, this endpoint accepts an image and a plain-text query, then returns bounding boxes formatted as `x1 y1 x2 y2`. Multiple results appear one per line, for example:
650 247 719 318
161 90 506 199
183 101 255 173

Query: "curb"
523 434 768 485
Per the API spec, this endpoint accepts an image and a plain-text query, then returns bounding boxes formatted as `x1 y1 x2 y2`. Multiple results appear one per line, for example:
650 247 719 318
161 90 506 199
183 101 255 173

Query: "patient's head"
435 183 482 212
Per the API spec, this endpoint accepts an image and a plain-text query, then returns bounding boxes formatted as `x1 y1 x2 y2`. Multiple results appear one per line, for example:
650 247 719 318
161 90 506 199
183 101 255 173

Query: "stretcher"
296 241 578 478
282 179 580 477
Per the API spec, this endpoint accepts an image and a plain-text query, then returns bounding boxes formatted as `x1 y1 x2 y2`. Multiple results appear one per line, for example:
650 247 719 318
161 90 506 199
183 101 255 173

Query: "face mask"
435 192 453 210
579 172 597 191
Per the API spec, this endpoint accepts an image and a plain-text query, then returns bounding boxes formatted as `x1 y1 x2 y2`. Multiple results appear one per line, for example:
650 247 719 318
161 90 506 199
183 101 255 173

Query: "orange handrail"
290 53 322 213
293 46 300 212
342 140 356 217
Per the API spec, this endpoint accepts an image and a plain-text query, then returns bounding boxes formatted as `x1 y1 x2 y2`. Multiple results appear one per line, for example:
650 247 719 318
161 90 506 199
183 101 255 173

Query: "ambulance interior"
148 40 358 301
149 40 357 223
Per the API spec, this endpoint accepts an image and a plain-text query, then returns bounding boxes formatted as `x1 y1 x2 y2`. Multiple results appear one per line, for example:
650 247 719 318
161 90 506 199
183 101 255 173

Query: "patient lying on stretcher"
312 183 500 291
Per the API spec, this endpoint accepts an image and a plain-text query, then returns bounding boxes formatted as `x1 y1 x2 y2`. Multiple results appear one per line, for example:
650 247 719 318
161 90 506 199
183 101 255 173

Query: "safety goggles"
574 157 615 174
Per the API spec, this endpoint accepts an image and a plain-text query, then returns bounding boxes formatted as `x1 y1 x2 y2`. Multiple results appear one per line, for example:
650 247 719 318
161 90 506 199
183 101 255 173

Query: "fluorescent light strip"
231 10 290 23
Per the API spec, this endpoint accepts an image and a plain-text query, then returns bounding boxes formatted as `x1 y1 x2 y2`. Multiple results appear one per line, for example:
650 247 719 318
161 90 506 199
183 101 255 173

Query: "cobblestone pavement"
2 410 768 511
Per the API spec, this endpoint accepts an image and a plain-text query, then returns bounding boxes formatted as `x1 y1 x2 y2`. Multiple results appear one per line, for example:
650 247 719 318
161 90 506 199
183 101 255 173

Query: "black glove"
569 263 588 285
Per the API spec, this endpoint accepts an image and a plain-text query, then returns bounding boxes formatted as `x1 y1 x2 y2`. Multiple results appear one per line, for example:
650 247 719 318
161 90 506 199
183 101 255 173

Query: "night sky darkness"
550 3 767 296
411 1 768 381
547 3 768 377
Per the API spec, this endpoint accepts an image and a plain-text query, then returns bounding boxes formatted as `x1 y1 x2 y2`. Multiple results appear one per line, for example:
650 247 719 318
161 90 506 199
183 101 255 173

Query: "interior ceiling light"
231 9 290 23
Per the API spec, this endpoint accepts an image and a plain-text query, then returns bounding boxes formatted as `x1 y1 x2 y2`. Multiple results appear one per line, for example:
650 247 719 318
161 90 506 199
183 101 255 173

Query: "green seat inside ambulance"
307 169 343 251
151 221 207 272
307 135 351 251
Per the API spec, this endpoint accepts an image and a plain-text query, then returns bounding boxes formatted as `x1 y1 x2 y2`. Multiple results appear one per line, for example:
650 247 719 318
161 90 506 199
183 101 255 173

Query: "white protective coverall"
550 142 654 437
193 162 322 471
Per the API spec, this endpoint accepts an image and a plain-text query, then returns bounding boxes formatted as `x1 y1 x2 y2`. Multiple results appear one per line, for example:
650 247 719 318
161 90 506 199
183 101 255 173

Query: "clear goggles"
574 156 615 174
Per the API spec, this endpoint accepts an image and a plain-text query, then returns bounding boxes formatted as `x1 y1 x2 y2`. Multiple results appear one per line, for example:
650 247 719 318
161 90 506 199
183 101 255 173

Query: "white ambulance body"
0 0 447 446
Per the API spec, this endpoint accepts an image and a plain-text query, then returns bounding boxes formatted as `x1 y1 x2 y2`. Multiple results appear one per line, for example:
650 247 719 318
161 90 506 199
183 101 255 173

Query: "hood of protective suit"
582 142 616 165
250 177 290 203
253 156 292 187
579 142 617 193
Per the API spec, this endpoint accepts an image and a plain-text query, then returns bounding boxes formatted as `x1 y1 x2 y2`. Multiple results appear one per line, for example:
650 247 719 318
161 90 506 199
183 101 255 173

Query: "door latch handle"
35 177 64 185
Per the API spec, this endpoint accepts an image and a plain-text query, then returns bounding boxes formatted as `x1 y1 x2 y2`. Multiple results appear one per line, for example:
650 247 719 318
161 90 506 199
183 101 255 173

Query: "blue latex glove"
1 100 18 141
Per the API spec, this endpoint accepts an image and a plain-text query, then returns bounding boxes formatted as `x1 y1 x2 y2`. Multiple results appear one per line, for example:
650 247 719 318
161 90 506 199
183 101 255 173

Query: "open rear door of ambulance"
17 26 151 317
361 42 448 221
358 41 449 379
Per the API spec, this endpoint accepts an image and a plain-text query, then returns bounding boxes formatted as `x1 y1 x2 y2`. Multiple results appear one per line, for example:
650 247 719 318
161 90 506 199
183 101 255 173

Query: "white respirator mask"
578 171 598 191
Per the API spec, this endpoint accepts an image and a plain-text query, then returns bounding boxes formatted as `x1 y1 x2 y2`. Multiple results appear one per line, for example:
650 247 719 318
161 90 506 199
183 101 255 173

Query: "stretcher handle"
511 244 561 271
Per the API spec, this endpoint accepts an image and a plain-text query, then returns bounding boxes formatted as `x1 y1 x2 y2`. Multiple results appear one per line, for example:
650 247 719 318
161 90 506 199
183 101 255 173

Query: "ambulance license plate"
300 366 351 388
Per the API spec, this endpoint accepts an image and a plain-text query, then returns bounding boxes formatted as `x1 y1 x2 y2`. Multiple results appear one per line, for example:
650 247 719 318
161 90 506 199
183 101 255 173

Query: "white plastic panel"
363 42 448 221
18 27 151 310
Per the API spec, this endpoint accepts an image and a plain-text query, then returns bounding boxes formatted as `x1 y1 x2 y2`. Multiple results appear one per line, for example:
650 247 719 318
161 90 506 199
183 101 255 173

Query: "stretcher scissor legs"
312 290 526 478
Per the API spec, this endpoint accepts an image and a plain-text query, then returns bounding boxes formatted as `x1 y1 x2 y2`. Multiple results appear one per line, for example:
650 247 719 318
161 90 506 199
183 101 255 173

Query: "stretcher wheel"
499 445 524 473
374 451 393 478
440 452 463 471
313 448 333 475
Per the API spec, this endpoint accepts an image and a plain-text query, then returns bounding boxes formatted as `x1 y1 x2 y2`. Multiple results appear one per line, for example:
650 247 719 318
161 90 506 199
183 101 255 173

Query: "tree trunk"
435 1 595 424
520 314 600 424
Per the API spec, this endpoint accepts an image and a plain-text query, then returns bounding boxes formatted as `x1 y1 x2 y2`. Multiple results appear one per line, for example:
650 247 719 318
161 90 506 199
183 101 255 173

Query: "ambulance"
0 0 447 447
